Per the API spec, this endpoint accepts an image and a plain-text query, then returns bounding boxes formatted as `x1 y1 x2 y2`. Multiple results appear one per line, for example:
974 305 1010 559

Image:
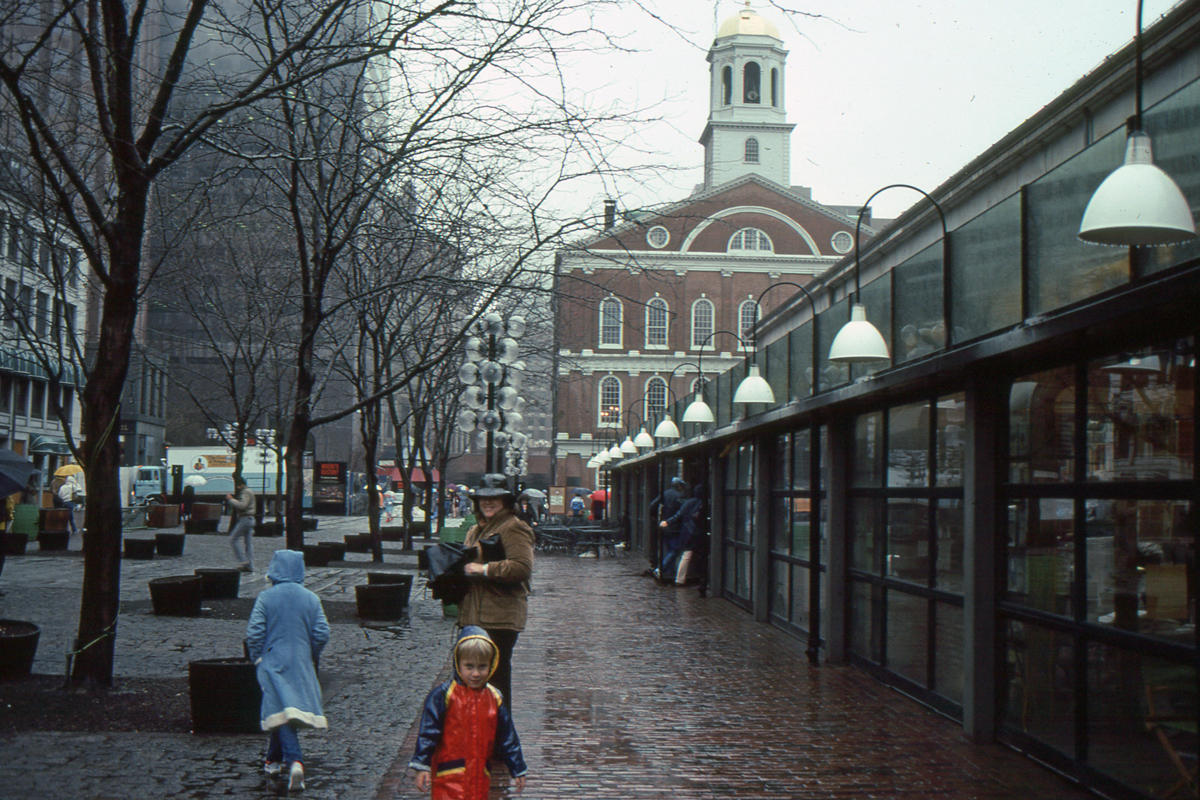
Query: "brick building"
551 5 869 486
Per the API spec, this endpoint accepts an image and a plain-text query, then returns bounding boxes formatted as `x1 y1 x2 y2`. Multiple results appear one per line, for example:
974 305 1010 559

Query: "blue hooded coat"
245 549 330 731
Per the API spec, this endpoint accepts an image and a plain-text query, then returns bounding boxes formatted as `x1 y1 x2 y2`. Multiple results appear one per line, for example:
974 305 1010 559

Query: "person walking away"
54 476 80 535
458 474 534 711
227 477 256 572
245 549 330 792
657 483 698 583
647 477 686 578
180 483 195 522
408 626 527 799
672 482 709 585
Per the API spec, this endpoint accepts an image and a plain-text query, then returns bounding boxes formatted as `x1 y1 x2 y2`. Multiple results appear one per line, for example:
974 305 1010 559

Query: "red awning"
378 467 440 487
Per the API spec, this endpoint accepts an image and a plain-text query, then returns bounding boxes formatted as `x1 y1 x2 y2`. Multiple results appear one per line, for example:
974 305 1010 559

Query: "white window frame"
645 297 669 349
645 376 668 418
738 299 760 347
599 296 622 348
691 297 715 349
597 376 622 427
727 227 774 253
744 137 759 163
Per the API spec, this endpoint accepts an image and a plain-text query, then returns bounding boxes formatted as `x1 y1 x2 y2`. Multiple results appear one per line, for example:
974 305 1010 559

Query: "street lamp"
830 184 946 364
254 427 275 525
1078 0 1195 246
456 312 526 480
681 329 760 424
735 281 820 406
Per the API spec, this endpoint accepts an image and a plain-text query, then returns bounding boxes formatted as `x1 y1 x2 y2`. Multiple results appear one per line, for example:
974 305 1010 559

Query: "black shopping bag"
423 542 476 603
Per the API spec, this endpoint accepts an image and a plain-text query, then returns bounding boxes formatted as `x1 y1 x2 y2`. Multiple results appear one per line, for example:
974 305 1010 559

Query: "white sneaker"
288 761 305 791
264 761 282 776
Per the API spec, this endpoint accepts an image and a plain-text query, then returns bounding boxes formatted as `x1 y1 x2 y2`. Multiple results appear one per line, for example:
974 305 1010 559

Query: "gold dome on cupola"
716 2 781 40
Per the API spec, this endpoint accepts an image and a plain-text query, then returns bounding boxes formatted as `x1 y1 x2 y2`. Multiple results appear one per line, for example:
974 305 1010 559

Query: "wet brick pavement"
0 516 1100 799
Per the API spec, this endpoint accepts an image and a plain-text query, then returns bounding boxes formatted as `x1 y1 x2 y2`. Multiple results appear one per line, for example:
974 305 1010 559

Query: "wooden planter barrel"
302 518 318 531
123 538 156 560
155 532 186 556
188 658 262 733
148 575 204 616
194 568 240 599
254 521 282 537
147 504 180 528
38 508 72 533
1 533 29 557
367 572 413 588
355 582 411 619
185 518 220 534
344 533 371 553
301 544 332 567
0 619 41 680
379 525 404 542
320 542 346 562
191 502 223 521
37 530 70 551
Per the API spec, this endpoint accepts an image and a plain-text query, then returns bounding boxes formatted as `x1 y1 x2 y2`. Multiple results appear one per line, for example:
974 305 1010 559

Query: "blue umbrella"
0 448 38 497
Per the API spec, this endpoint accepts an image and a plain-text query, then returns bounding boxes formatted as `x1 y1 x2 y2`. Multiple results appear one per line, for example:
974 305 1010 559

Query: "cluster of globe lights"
455 312 528 472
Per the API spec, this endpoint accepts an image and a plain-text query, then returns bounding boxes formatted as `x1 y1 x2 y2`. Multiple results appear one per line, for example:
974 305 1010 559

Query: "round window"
831 230 854 254
646 225 670 249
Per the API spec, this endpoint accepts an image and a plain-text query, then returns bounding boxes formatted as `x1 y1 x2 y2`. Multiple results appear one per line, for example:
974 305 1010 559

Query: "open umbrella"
573 487 591 496
519 488 546 501
183 474 208 487
54 463 83 478
0 448 38 497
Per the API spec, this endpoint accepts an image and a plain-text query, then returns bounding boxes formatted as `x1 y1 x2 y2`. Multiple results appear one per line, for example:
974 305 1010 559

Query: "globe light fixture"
1079 0 1195 246
456 312 526 474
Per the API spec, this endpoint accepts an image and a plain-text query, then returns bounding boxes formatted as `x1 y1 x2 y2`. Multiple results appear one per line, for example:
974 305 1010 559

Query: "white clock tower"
700 3 795 190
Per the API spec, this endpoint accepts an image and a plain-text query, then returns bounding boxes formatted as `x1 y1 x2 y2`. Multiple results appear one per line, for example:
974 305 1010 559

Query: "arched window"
598 376 621 426
744 138 759 163
691 298 714 349
645 377 667 418
721 66 732 105
738 299 760 342
645 297 668 347
771 69 778 107
599 297 622 346
727 228 773 252
743 62 761 103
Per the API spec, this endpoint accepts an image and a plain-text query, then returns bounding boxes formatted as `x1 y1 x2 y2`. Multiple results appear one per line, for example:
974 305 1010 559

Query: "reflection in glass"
1006 497 1074 617
816 300 851 391
769 495 790 554
950 194 1022 343
887 590 929 687
770 433 790 493
793 428 811 488
789 322 813 400
1085 499 1194 644
934 603 964 705
790 566 811 630
886 498 929 584
1001 619 1076 756
1087 345 1194 481
935 393 966 486
770 559 788 620
888 401 929 488
1009 367 1075 483
1144 80 1200 274
851 498 880 574
893 242 943 363
853 412 883 487
850 579 882 663
935 500 964 593
766 337 788 406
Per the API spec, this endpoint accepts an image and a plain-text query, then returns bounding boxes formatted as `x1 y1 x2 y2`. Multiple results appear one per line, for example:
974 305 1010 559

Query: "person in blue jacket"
409 626 527 799
245 549 330 792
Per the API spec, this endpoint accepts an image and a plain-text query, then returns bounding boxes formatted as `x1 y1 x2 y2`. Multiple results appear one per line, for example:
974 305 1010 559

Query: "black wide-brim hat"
471 473 515 499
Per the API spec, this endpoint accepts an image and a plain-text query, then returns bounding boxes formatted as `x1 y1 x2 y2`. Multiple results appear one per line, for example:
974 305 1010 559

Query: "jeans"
229 517 254 567
266 722 301 765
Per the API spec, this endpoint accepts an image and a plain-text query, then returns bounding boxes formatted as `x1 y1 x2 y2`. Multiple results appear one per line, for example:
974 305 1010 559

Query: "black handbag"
423 542 476 603
477 534 505 562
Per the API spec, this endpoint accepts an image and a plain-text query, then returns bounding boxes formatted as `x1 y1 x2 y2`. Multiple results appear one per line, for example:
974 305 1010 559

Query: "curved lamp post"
1079 0 1195 246
619 397 656 453
653 361 701 438
737 280 820 405
831 184 946 364
683 329 761 423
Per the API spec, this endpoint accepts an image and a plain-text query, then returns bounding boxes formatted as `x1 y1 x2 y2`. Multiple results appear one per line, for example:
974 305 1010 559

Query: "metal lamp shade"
634 428 656 449
653 416 681 439
828 303 890 363
1079 131 1196 246
681 398 715 424
607 444 624 461
619 436 638 454
732 365 775 404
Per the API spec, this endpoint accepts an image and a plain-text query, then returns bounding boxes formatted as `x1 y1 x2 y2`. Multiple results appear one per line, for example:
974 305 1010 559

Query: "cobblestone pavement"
1 517 1099 799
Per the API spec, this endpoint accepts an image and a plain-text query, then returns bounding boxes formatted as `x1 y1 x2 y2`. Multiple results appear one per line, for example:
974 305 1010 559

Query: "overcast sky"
556 0 1181 220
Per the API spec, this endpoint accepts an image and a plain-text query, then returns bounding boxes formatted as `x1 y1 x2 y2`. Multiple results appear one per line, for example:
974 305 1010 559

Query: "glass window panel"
1087 648 1196 797
736 547 752 600
789 496 812 556
788 322 813 400
770 432 790 492
850 579 882 662
935 393 966 486
1144 80 1200 274
737 495 754 545
600 298 622 345
851 497 881 574
1002 619 1076 755
765 336 788 406
792 428 811 489
888 401 930 488
852 275 892 383
716 370 732 427
770 558 788 619
791 565 812 629
893 241 944 363
887 498 930 584
737 441 755 488
692 299 714 348
887 589 929 687
769 494 790 553
1027 127 1130 315
646 298 668 346
1006 497 1075 617
723 451 737 491
935 500 965 594
1087 344 1194 481
1085 499 1195 644
934 602 964 705
1009 366 1076 483
853 411 883 487
949 194 1022 343
816 299 851 391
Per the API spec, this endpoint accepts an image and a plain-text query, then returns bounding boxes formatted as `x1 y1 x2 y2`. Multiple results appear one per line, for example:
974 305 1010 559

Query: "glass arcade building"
607 6 1200 799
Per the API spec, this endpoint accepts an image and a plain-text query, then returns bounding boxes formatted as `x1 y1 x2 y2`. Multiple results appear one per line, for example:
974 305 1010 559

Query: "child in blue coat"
246 549 330 792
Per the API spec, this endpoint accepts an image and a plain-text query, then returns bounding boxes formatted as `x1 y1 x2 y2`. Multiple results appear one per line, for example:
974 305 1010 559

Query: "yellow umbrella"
54 464 83 478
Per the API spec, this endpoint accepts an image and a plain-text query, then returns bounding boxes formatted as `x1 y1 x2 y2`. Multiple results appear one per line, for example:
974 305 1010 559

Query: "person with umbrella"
0 449 38 533
52 464 83 536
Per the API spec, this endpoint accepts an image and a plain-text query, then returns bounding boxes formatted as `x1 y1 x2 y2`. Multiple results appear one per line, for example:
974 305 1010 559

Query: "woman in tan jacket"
459 473 535 709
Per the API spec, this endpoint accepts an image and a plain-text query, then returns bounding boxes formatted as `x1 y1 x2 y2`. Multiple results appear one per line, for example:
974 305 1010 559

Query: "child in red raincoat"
408 626 527 799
